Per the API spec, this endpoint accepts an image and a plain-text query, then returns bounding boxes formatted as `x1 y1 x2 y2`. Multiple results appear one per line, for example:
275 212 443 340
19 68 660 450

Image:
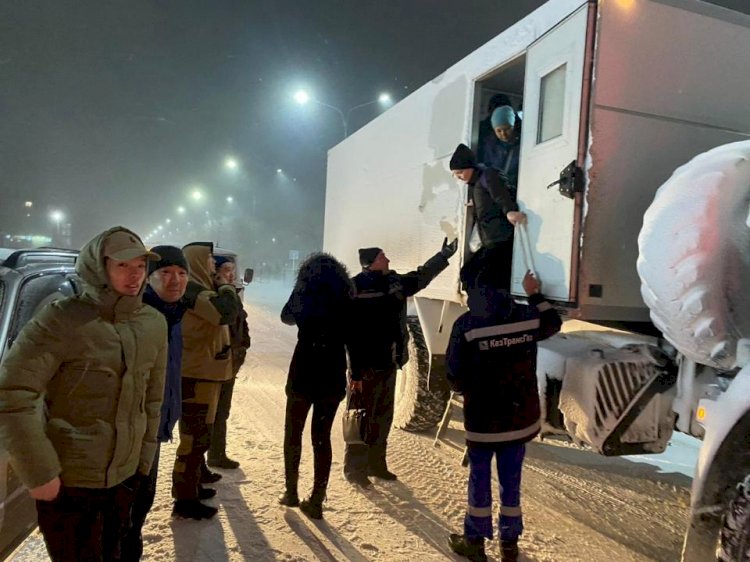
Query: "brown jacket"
181 244 241 381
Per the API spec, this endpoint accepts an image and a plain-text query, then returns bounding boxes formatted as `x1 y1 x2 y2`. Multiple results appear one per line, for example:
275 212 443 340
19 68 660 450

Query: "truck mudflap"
539 332 677 455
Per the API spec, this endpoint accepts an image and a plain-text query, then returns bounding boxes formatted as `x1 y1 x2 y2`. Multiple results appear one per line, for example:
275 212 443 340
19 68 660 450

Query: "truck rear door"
511 3 593 301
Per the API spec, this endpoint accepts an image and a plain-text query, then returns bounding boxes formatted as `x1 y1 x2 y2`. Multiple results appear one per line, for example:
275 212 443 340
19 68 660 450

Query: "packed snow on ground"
11 280 694 561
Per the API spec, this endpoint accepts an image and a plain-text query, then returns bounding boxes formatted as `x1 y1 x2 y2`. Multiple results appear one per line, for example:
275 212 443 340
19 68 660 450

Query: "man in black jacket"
450 143 526 291
446 269 561 562
344 238 457 488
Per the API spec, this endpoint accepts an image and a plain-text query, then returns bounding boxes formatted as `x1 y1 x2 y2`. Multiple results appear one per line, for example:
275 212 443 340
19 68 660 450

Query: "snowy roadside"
10 281 693 561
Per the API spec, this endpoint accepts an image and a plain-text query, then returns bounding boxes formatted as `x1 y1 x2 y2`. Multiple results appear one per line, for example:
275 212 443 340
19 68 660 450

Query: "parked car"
0 247 79 559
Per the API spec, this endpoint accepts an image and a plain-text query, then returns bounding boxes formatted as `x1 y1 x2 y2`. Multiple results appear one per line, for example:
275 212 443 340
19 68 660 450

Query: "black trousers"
36 476 139 562
460 239 513 290
172 379 220 500
283 392 341 499
343 367 397 478
120 444 160 561
208 377 236 461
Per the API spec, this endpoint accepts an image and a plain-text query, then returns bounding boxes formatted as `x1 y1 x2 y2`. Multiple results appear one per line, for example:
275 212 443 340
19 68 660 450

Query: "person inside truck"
446 268 562 562
481 105 521 189
450 143 526 291
476 93 511 166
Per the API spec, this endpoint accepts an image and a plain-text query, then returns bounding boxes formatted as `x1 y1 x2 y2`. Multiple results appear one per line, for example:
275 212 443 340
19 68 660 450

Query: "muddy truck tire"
393 317 450 432
719 474 750 561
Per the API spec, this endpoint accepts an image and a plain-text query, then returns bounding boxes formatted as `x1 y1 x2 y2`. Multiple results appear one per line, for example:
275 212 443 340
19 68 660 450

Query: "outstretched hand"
440 237 458 259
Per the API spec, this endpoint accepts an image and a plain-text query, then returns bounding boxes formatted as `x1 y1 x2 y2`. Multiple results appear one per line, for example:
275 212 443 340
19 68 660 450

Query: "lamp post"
49 210 64 243
293 90 392 139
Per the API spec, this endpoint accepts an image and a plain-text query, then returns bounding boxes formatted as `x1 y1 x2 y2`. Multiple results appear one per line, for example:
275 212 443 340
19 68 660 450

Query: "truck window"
537 63 566 143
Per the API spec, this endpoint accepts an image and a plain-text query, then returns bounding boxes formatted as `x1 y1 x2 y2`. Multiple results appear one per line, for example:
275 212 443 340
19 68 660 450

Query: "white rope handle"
517 222 536 276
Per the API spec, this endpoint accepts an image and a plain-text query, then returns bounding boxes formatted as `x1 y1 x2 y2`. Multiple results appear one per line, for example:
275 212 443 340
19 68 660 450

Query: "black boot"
208 419 240 468
172 499 218 520
500 540 519 562
200 461 223 484
300 488 326 520
448 533 487 562
367 446 397 480
198 486 217 500
278 490 300 507
207 456 240 469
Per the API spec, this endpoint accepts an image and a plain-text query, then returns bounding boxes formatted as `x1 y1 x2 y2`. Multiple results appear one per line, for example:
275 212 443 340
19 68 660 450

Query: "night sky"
1 0 746 267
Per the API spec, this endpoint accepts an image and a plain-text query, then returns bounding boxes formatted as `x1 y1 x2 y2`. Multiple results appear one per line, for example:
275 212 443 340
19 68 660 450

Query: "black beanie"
148 245 190 276
358 247 383 268
449 143 477 170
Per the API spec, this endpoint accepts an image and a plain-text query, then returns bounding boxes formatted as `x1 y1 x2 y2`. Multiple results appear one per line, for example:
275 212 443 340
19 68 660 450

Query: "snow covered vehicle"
323 0 750 558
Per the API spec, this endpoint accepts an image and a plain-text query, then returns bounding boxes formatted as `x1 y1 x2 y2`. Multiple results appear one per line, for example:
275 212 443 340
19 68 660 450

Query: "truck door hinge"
547 161 583 199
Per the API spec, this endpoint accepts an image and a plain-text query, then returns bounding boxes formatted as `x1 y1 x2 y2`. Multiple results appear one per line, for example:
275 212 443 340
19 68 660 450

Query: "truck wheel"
719 474 750 561
637 140 750 370
393 317 450 432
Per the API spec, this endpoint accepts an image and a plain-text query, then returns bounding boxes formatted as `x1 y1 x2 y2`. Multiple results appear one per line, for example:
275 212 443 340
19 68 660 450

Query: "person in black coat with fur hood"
278 252 354 519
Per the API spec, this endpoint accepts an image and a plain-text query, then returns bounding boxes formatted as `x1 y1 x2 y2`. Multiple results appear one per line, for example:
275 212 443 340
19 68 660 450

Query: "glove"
440 237 458 259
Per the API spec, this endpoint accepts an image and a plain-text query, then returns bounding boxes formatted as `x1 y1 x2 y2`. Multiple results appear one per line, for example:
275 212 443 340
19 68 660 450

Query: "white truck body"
324 1 750 558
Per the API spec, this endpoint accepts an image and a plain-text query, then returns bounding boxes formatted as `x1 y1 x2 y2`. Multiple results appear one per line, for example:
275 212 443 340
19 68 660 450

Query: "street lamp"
49 210 64 242
191 189 203 202
293 89 393 139
226 196 234 203
225 157 238 171
177 206 186 214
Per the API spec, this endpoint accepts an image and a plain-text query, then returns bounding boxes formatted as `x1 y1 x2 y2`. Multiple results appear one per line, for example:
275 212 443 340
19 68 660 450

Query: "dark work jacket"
229 289 251 376
281 291 352 402
349 252 449 379
481 137 520 188
143 286 187 443
469 165 519 248
446 289 561 448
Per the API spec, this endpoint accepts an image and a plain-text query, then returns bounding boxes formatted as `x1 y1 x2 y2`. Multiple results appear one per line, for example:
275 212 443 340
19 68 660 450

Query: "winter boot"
207 456 240 469
172 499 218 520
200 461 223 484
198 486 217 500
500 540 519 562
448 533 487 562
299 488 326 520
344 472 372 489
367 446 398 480
278 490 300 507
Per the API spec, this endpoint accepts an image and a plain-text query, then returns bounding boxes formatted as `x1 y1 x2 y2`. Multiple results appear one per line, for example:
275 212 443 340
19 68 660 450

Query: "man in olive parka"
171 241 241 520
0 227 167 561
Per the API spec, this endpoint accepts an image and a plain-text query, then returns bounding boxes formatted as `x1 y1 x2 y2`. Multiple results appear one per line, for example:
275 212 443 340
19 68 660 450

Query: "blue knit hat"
491 105 516 128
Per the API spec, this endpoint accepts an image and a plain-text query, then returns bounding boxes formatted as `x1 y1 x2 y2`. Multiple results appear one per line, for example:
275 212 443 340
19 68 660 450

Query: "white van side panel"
323 0 586 304
577 0 750 320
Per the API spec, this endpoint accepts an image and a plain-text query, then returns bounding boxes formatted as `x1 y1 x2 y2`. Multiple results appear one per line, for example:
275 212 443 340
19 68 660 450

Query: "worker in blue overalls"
446 267 561 562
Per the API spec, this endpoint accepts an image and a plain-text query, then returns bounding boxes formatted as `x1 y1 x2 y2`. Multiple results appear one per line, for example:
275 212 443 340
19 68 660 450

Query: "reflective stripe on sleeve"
500 505 523 517
467 505 493 518
356 292 386 299
465 421 540 443
536 301 553 312
464 319 540 342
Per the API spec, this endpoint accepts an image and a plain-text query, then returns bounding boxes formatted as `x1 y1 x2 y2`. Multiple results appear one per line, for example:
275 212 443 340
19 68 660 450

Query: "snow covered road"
11 281 693 561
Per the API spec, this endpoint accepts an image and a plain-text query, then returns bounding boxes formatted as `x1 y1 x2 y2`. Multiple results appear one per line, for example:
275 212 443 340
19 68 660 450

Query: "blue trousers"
464 443 526 541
